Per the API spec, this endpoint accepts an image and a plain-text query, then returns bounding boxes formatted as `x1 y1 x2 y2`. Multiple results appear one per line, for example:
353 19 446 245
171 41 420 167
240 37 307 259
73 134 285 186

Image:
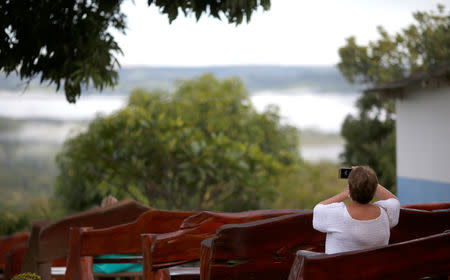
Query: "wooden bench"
0 232 30 280
141 209 304 280
65 209 197 280
200 211 323 280
288 231 450 280
200 207 450 280
21 199 150 280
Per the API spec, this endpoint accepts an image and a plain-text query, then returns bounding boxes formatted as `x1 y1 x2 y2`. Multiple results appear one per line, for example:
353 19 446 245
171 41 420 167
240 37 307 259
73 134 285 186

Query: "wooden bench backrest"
21 199 150 279
289 231 450 280
0 232 29 269
79 209 196 256
38 199 150 262
200 211 323 280
390 207 450 243
401 202 450 211
142 209 304 279
65 209 197 280
178 209 303 231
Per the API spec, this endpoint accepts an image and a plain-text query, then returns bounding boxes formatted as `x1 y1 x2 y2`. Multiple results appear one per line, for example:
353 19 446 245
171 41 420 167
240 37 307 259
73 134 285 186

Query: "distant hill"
0 65 360 95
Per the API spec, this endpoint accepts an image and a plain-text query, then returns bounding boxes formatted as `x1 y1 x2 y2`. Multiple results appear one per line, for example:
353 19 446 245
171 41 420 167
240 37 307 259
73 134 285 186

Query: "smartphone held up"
338 168 352 179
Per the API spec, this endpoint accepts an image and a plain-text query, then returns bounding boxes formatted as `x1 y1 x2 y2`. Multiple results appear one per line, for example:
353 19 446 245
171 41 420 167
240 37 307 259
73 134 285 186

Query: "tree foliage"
340 92 396 190
55 74 301 212
0 210 31 235
272 162 344 210
0 196 65 236
337 5 450 190
338 4 450 85
0 0 270 103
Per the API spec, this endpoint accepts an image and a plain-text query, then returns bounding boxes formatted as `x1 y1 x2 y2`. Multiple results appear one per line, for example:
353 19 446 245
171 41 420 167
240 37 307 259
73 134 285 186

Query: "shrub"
12 272 41 280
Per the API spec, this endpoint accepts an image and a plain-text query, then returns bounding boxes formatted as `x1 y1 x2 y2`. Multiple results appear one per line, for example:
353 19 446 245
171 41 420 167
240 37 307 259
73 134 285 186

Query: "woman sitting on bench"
313 166 400 254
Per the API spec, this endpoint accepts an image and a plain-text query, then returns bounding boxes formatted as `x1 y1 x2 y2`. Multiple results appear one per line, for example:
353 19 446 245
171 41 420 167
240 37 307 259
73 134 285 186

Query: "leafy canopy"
339 4 450 85
0 0 270 103
55 74 301 211
337 5 450 190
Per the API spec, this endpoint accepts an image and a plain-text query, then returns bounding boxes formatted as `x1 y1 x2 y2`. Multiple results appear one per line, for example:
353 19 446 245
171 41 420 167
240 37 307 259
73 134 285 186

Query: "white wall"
396 86 450 184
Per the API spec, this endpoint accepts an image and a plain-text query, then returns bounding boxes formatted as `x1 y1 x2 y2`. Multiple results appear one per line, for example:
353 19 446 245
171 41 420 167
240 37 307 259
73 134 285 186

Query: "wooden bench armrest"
201 238 213 250
200 238 213 280
287 250 327 280
168 267 200 280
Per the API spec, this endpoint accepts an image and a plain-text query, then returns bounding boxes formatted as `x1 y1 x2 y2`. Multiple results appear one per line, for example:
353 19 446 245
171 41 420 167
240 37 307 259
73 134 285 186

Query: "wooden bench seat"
200 207 450 280
289 231 450 280
21 199 150 280
141 209 304 280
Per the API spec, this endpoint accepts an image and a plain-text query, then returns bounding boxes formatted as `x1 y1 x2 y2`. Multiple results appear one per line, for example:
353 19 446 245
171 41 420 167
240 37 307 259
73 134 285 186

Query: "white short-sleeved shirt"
313 198 400 254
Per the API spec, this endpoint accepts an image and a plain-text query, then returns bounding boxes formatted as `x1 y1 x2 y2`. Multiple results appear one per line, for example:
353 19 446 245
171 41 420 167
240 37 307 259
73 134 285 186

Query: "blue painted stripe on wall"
397 177 450 205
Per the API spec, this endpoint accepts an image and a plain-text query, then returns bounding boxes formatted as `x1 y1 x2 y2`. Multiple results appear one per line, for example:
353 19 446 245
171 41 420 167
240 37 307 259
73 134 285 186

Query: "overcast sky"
113 0 448 67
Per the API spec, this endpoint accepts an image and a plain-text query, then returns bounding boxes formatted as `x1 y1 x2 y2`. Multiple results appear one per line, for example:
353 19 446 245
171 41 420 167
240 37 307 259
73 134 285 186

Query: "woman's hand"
375 184 398 201
343 185 350 200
